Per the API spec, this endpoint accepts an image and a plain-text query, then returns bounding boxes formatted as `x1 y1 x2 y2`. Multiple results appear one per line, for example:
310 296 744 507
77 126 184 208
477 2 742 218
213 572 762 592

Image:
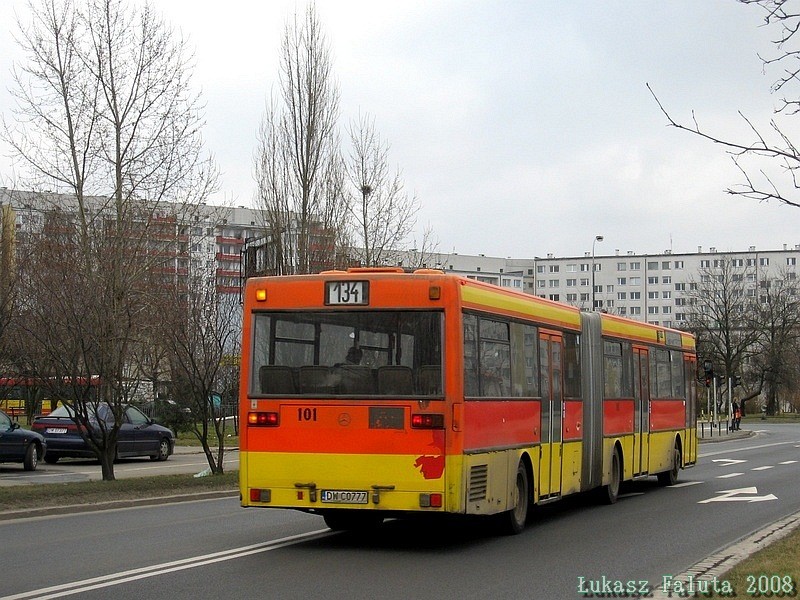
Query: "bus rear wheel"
322 510 384 532
657 444 681 486
599 448 621 505
499 462 530 535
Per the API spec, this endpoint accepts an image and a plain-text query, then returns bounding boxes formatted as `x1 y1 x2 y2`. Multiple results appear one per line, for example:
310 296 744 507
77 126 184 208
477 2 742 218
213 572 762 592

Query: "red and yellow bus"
0 376 101 420
239 268 697 533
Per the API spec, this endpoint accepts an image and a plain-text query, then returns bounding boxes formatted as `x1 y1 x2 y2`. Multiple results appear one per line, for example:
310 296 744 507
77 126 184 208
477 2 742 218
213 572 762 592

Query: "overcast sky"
1 1 798 259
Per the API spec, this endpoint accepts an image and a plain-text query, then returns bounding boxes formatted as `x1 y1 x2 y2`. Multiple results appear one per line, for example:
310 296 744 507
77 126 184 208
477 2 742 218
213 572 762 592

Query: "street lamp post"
591 235 604 311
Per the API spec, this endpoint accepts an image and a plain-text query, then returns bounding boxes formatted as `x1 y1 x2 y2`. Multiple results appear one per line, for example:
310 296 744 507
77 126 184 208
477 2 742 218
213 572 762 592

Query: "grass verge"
0 471 238 512
707 526 800 597
176 431 240 447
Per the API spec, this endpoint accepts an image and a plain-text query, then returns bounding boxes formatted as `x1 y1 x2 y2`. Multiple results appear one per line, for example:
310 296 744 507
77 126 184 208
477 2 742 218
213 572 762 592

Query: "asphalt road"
1 424 798 600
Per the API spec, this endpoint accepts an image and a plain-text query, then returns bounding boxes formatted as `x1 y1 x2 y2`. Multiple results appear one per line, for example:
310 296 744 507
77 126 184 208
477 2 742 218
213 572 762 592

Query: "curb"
649 509 800 599
0 489 239 522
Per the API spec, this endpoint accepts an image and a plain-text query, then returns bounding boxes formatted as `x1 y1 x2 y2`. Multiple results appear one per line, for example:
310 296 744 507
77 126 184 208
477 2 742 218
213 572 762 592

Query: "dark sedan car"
31 403 175 464
0 408 47 471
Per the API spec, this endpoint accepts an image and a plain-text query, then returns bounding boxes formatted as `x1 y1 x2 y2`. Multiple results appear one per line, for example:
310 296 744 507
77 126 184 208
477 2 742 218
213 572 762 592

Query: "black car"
0 408 47 471
31 403 175 463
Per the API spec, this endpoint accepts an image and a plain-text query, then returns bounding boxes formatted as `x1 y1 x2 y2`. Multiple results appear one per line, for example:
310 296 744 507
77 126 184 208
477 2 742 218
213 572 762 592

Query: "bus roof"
244 268 694 349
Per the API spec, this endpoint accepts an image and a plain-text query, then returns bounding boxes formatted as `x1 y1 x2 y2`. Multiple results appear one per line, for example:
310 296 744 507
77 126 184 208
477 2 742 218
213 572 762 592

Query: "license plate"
46 428 68 434
320 490 369 504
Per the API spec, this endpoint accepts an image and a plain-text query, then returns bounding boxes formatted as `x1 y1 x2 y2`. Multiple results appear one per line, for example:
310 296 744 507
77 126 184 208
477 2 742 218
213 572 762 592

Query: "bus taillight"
250 488 271 502
411 413 444 429
248 412 279 427
419 493 443 508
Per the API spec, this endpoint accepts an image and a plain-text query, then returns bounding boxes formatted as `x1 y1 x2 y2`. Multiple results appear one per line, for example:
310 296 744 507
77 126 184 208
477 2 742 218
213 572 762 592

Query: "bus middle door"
539 332 563 497
633 347 650 475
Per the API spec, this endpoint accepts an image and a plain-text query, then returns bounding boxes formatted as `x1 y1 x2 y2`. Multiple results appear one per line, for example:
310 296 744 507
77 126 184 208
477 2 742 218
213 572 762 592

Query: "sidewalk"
697 421 753 443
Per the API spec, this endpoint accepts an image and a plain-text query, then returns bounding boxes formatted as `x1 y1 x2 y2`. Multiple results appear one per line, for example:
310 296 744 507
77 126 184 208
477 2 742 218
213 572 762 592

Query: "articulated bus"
239 268 697 533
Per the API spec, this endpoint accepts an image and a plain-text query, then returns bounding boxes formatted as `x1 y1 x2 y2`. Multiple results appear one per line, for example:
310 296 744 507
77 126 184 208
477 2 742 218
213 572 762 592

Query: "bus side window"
259 366 296 394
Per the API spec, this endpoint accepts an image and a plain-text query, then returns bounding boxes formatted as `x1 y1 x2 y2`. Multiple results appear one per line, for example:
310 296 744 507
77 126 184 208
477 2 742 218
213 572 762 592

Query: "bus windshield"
250 310 443 397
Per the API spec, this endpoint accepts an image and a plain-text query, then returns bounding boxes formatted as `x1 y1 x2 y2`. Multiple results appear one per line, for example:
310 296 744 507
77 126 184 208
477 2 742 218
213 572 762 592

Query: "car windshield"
0 410 10 429
250 310 443 397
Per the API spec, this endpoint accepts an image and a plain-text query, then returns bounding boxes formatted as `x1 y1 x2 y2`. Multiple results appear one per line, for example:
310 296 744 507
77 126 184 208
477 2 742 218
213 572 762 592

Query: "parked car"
31 403 175 464
0 408 47 471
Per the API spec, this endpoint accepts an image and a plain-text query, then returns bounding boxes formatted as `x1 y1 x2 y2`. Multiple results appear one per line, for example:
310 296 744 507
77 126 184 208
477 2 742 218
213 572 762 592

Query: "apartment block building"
0 188 264 302
4 187 798 327
396 244 800 328
531 245 800 328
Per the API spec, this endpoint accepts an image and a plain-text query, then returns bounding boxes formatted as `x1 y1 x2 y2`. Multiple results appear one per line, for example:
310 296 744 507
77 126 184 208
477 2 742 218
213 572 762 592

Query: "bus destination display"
325 280 369 305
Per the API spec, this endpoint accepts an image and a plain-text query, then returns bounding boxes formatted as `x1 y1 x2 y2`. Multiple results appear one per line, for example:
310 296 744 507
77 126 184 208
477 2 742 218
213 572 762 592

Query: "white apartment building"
397 244 800 329
407 251 535 292
532 245 800 328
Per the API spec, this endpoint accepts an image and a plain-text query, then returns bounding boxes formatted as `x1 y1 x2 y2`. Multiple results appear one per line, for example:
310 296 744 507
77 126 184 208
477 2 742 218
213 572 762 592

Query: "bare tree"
345 111 420 267
684 259 762 412
649 0 800 208
748 271 800 414
253 4 347 275
160 281 240 474
3 0 217 480
0 205 15 357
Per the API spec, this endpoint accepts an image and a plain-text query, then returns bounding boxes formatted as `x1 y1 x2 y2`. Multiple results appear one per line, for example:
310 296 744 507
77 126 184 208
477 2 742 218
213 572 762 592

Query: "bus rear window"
250 311 443 397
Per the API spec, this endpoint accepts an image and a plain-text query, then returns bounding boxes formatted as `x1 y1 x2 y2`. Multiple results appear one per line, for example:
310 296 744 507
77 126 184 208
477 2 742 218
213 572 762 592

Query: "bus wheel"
323 510 384 532
657 444 681 486
499 462 529 535
599 448 621 505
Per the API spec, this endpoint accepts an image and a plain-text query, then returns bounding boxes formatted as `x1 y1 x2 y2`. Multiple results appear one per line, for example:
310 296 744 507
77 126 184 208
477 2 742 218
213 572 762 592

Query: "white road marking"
711 459 746 467
669 481 703 488
751 466 774 471
717 472 744 479
0 529 334 600
779 460 798 465
700 440 800 459
698 486 777 504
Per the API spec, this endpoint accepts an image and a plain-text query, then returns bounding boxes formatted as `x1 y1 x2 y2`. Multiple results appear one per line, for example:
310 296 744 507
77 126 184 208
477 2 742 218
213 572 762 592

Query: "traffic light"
702 360 714 388
733 375 742 388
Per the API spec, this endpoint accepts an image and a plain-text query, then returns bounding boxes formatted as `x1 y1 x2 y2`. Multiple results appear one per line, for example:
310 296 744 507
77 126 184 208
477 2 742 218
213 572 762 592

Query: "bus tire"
599 448 621 505
657 444 681 486
499 462 530 535
322 510 383 532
